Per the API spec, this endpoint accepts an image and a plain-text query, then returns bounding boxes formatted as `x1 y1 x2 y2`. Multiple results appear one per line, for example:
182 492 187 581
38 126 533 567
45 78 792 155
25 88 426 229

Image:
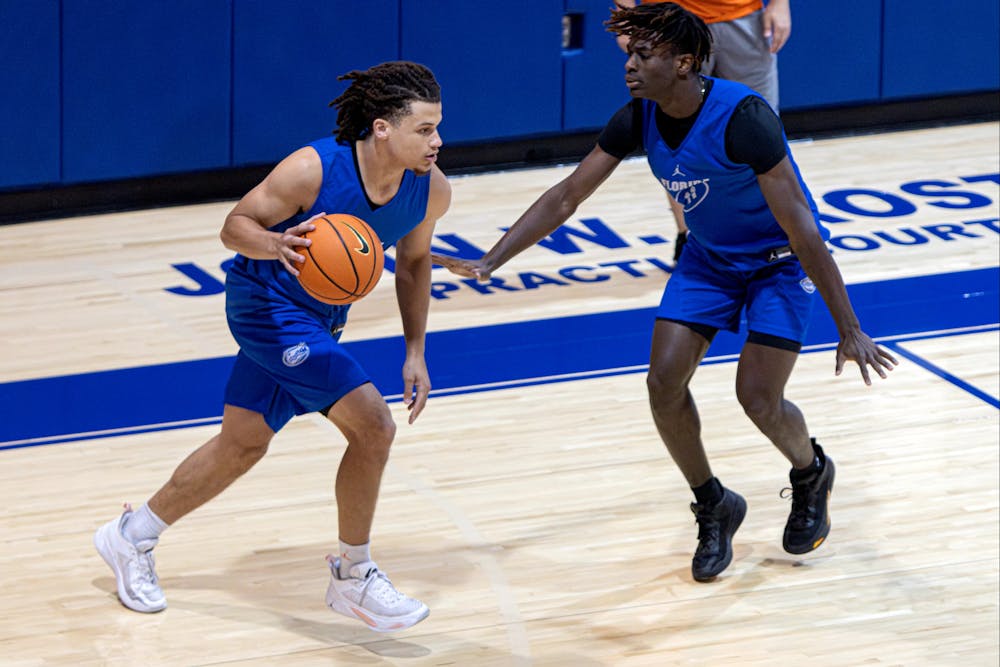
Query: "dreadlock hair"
605 2 712 72
330 61 441 144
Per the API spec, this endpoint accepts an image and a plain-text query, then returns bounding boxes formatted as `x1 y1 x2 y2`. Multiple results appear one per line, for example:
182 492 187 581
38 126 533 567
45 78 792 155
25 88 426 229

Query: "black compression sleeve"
725 96 787 174
597 99 643 159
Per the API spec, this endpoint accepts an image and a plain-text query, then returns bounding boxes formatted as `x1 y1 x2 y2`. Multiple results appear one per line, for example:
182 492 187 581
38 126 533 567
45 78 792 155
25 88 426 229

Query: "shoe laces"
781 477 816 529
121 503 160 590
132 546 159 588
353 563 407 606
691 503 722 553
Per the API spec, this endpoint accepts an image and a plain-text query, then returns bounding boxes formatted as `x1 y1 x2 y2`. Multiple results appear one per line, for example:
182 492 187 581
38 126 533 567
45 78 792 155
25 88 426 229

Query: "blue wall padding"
400 0 564 143
0 1 997 189
0 0 61 189
61 1 232 182
778 0 882 109
882 0 1000 99
232 1 399 165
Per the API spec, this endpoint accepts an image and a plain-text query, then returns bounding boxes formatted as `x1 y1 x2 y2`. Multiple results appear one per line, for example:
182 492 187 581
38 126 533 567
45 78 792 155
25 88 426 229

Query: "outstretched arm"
433 145 622 280
758 158 898 384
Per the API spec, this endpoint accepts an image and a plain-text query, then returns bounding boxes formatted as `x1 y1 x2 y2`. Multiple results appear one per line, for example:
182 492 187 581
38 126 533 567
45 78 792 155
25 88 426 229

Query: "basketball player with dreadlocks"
95 61 450 631
433 4 896 582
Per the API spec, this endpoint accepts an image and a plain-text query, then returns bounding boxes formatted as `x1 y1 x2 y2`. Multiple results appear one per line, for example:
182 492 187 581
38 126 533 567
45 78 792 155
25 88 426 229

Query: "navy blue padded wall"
61 1 231 183
399 0 563 144
0 1 60 189
563 0 631 131
883 0 999 99
232 1 399 166
778 0 881 111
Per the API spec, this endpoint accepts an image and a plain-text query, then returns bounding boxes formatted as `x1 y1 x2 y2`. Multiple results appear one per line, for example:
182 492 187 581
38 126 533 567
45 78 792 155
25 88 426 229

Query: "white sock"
338 540 372 577
122 503 168 545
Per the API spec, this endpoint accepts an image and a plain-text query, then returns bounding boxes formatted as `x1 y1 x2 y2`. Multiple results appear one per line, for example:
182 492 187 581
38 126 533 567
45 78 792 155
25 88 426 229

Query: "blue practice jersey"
225 138 431 324
642 77 828 269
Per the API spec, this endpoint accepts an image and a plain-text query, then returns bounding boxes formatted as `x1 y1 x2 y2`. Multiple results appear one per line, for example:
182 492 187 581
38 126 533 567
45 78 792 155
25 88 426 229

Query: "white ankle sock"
122 503 168 545
338 540 371 577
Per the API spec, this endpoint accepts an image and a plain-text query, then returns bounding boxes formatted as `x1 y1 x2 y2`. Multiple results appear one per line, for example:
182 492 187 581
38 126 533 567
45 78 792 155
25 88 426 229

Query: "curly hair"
605 2 713 72
330 61 441 144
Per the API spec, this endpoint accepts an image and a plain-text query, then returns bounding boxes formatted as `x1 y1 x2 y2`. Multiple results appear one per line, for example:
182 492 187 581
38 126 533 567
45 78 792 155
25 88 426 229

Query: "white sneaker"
94 505 166 613
324 555 428 632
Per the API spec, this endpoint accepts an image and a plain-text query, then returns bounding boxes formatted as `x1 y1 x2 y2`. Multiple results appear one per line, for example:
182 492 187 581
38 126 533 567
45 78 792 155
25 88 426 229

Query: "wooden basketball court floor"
1 122 998 666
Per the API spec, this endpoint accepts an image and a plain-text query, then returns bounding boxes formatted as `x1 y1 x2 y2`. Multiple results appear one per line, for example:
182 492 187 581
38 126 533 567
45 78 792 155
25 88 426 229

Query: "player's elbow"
219 218 240 252
546 184 581 222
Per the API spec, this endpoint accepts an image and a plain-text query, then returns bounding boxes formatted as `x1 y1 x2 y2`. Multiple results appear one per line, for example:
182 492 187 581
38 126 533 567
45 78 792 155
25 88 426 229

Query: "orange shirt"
643 0 763 24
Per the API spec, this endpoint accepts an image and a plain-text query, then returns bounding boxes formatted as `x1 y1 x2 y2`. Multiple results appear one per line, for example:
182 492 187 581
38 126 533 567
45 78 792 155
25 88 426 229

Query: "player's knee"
646 368 685 403
737 386 779 425
225 435 270 469
348 413 396 462
369 414 396 450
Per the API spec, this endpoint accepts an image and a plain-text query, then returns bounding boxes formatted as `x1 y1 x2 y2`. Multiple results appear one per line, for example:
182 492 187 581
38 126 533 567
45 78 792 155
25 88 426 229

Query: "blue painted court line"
1 267 997 450
4 326 995 452
0 418 224 452
884 340 1000 409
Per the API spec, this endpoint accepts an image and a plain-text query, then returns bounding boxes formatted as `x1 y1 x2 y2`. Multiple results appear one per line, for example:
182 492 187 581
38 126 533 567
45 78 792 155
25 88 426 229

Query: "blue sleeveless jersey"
225 138 431 325
642 77 828 270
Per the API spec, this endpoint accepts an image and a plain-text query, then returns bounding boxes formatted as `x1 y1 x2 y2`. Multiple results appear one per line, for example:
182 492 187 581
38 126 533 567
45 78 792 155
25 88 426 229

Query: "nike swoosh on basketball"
350 228 370 255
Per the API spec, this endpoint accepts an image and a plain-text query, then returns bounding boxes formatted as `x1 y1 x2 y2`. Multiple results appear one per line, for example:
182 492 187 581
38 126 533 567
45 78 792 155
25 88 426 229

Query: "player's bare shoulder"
256 146 323 212
275 146 324 188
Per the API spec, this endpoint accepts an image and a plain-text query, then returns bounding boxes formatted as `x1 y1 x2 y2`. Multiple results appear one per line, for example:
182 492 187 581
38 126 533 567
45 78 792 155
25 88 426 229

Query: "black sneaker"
782 441 836 554
690 488 747 582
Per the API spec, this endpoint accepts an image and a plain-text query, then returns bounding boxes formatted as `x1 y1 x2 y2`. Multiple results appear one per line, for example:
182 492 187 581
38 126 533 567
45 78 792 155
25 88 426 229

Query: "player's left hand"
835 329 898 385
402 355 431 424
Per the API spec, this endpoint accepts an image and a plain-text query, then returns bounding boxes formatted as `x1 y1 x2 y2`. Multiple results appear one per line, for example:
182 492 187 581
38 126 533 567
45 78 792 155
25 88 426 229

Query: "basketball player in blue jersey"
95 61 451 631
434 4 897 582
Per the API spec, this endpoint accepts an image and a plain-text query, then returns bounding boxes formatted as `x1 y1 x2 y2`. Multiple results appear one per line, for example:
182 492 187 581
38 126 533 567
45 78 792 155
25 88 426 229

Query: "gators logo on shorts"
282 342 310 367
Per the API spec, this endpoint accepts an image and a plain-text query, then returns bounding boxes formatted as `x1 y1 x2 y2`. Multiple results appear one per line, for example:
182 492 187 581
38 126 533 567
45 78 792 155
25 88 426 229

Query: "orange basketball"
297 214 385 304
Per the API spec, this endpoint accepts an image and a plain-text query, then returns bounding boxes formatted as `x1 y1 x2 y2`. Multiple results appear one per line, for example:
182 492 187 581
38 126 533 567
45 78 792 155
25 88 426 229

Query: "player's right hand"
276 212 324 276
431 253 492 282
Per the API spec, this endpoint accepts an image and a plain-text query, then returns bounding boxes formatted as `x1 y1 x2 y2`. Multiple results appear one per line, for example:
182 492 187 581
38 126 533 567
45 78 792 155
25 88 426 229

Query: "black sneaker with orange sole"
782 440 835 555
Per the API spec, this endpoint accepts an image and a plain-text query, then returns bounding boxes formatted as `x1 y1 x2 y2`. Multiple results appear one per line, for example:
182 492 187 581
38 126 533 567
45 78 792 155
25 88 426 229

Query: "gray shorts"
702 9 779 110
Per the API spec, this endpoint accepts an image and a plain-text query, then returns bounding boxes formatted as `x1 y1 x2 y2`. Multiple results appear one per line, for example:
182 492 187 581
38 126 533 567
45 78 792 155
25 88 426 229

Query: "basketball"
297 214 385 304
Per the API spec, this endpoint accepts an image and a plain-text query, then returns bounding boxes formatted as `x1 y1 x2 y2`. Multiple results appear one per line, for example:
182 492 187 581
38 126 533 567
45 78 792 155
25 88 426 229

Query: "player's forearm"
795 240 861 336
220 214 287 260
395 254 432 356
483 187 576 273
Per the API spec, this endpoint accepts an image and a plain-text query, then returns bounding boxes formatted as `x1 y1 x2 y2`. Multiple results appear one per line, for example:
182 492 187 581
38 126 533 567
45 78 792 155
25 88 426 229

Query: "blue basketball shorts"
657 238 818 344
223 290 368 433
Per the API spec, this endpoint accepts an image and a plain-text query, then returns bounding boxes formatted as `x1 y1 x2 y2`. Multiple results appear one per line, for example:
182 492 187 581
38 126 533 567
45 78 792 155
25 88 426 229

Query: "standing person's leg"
94 404 275 612
322 382 430 632
708 11 780 110
647 319 746 582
